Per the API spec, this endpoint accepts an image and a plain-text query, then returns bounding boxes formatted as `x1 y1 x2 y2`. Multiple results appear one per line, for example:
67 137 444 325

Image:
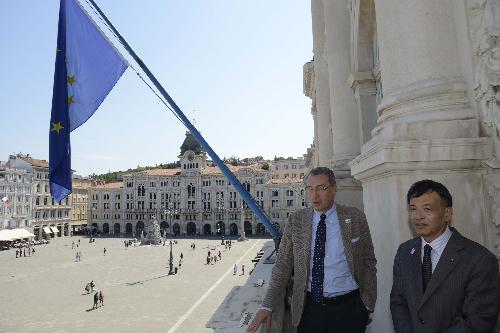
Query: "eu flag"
49 0 127 202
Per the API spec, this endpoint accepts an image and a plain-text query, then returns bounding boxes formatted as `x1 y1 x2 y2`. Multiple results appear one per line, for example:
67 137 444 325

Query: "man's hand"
246 309 272 332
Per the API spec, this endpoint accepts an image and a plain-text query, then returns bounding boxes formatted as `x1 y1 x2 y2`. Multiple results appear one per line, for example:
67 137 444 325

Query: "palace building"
88 133 307 238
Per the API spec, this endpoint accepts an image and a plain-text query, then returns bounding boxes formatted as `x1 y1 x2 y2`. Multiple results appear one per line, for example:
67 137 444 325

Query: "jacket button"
419 318 425 324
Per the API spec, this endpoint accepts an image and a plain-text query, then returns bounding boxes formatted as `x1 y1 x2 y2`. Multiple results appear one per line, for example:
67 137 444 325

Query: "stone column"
311 0 334 167
348 72 377 145
314 0 364 209
323 0 362 167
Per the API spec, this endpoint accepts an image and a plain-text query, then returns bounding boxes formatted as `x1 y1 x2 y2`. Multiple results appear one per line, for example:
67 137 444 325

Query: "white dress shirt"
308 204 358 297
420 226 452 272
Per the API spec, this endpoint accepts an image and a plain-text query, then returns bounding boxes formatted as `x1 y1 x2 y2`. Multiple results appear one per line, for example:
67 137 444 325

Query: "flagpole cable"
82 0 279 238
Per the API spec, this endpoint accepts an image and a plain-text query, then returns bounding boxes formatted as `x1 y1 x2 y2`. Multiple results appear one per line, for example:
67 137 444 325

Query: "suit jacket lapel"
410 239 424 305
419 230 464 309
337 205 354 273
302 208 313 280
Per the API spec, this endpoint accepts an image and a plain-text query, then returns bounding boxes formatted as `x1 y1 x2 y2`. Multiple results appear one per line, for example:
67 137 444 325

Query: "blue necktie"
311 213 327 303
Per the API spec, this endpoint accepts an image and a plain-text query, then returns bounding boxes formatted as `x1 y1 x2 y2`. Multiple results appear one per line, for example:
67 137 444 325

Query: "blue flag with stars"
49 0 127 202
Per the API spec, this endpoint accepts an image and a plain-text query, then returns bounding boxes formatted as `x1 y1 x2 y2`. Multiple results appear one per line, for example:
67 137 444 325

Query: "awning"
43 227 53 234
0 228 35 241
50 226 59 233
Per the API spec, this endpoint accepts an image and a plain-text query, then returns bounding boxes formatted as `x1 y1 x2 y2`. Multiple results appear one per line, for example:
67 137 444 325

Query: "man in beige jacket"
247 167 377 332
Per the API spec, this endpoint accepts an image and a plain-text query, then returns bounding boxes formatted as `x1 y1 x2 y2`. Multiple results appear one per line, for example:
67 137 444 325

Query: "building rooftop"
141 169 182 176
92 182 123 189
267 178 304 185
16 154 49 169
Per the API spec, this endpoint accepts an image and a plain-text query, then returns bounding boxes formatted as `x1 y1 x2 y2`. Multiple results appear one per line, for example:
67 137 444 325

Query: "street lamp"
164 209 176 275
239 204 247 241
219 206 226 245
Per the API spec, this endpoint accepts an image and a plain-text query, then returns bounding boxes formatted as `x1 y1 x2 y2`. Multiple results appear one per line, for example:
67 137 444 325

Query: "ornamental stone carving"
486 177 500 259
471 0 500 136
303 61 315 98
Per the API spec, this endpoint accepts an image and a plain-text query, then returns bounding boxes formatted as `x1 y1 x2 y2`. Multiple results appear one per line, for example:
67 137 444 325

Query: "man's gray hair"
306 167 336 185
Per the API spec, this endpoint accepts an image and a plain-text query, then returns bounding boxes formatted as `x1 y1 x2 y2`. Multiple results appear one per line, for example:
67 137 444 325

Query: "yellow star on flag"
68 95 74 106
67 76 76 85
51 122 64 134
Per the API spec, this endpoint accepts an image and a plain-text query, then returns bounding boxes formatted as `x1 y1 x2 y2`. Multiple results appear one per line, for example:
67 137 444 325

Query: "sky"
0 1 313 177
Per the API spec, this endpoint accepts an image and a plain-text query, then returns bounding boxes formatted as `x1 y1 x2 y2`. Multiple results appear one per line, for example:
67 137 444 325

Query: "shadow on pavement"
125 273 170 286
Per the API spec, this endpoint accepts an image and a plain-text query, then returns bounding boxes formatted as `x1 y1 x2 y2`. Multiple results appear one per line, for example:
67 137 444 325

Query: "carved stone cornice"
350 138 491 182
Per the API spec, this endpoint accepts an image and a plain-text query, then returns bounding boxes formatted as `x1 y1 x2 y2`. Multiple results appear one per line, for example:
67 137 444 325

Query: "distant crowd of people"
15 246 34 258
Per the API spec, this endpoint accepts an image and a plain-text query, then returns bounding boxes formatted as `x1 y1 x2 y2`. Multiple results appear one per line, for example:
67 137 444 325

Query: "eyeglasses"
305 185 330 193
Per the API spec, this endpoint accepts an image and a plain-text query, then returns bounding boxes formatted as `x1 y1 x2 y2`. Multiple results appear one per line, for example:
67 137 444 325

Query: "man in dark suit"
390 179 500 333
247 167 377 333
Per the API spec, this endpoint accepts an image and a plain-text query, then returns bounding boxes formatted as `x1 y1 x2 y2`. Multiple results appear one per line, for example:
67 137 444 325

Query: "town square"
0 235 266 332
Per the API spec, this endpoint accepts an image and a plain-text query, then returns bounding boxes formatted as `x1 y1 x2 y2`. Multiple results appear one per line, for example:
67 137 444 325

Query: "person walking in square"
234 264 237 275
103 247 106 256
93 292 99 309
241 264 245 276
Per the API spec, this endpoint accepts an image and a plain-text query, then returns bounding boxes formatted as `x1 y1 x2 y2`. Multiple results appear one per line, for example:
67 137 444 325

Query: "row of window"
97 196 305 210
277 164 304 170
34 209 69 219
35 197 69 206
36 173 49 180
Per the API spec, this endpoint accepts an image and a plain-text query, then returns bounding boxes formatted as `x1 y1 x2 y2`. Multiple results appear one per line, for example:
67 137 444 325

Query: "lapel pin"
345 219 351 224
410 248 415 255
450 258 454 262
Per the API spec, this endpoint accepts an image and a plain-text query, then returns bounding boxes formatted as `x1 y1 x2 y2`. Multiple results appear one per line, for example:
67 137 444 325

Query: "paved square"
0 237 265 333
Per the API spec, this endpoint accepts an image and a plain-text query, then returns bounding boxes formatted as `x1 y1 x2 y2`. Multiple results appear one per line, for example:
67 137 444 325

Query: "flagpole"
85 0 279 238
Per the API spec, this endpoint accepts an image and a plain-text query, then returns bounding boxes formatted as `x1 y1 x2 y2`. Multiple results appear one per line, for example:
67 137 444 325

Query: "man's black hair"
407 179 452 207
307 167 336 185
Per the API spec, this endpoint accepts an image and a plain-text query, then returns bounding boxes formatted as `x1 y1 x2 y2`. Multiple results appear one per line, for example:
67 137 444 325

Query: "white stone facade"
88 151 306 238
6 154 71 239
307 1 500 331
0 161 32 229
268 158 308 180
71 177 91 232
